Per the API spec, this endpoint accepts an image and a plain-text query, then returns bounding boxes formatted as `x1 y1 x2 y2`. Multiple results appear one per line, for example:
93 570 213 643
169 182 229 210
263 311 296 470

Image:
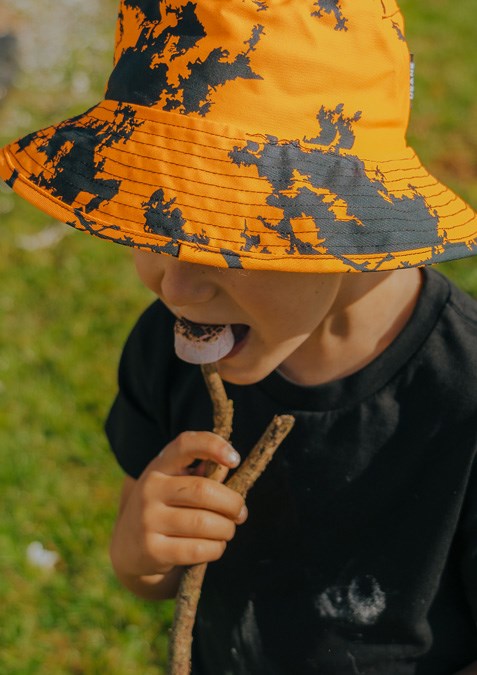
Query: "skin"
110 430 247 600
111 251 423 601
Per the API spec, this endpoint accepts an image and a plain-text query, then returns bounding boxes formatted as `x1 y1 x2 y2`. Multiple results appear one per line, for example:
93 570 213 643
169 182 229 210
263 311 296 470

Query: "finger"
190 461 229 483
156 505 238 541
150 431 240 476
151 534 228 568
163 474 246 522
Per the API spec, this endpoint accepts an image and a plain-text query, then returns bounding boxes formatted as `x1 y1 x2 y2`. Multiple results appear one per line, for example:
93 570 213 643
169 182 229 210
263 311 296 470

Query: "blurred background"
0 1 476 673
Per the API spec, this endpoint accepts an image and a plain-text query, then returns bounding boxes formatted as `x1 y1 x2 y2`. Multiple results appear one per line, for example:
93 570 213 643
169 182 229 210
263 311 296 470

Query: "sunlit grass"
0 231 173 674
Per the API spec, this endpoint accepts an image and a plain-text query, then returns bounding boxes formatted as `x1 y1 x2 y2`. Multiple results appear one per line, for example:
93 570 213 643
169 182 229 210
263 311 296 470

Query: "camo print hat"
1 0 477 273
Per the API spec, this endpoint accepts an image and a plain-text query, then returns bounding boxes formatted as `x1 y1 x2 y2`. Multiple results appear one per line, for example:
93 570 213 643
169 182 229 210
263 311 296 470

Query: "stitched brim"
1 99 477 272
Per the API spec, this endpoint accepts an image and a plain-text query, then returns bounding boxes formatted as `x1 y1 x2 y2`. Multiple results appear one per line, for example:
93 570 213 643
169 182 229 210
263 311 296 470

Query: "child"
1 1 477 673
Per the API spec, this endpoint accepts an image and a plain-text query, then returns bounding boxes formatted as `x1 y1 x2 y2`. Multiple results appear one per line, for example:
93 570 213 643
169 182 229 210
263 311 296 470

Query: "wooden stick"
200 362 233 439
225 414 295 498
168 363 233 675
200 362 234 481
168 364 295 675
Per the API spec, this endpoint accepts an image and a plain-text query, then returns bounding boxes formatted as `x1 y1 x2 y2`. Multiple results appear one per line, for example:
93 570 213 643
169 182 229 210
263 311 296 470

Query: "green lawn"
0 1 476 673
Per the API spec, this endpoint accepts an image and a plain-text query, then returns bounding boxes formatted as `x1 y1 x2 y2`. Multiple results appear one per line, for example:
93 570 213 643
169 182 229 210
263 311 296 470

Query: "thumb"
149 430 240 478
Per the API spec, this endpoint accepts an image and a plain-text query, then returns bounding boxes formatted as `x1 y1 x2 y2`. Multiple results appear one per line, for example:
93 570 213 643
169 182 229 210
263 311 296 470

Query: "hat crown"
106 0 411 157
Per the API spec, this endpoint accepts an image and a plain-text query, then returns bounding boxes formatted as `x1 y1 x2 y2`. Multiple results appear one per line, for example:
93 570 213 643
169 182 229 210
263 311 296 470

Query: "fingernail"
237 504 248 523
228 450 240 466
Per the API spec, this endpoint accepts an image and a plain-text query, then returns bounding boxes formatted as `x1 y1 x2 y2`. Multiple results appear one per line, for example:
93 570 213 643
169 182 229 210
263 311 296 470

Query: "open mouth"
230 323 250 344
223 323 250 359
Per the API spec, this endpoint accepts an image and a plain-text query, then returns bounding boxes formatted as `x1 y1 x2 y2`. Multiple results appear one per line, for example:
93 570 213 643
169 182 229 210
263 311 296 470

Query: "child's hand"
110 431 248 585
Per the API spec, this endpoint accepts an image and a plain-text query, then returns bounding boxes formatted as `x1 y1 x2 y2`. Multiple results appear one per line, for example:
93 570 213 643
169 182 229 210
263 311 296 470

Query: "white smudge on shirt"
315 575 386 626
230 599 270 673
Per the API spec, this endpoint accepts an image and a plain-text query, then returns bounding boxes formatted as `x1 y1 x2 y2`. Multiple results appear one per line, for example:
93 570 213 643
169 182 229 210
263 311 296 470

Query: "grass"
0 230 174 674
0 1 476 673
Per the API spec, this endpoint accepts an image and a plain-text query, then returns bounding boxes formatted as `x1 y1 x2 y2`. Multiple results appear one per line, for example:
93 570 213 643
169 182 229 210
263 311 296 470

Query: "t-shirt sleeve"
105 301 174 479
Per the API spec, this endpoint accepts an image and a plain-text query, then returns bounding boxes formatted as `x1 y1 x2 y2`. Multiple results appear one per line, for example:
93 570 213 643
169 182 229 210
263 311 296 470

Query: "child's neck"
278 268 423 387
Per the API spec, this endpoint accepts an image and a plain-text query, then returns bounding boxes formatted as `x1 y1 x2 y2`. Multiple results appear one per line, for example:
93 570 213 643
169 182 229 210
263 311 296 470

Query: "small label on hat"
410 54 415 103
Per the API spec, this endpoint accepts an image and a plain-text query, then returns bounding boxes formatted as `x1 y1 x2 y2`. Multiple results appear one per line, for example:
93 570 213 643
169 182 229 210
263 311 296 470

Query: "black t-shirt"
106 268 477 675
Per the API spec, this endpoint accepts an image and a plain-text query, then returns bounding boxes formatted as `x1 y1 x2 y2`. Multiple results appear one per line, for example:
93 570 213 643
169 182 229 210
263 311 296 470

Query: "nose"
160 258 218 308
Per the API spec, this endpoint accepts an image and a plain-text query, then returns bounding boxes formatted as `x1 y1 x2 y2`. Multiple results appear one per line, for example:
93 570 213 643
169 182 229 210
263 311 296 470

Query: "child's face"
133 250 344 385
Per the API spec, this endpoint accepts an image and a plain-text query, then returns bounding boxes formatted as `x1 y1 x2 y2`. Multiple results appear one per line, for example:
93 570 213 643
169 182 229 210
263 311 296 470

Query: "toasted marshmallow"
174 318 235 364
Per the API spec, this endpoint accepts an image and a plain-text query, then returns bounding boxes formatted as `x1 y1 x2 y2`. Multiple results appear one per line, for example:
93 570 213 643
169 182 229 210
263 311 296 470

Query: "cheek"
133 251 163 294
257 279 340 338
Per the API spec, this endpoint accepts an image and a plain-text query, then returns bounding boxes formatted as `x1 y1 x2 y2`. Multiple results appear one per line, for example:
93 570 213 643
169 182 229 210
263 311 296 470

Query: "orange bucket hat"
1 0 476 273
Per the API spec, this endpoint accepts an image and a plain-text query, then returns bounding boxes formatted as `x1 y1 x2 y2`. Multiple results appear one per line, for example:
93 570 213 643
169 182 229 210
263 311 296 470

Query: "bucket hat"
1 0 476 273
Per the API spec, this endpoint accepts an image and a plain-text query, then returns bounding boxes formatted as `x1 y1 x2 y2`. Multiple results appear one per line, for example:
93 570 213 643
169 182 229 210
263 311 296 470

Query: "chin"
217 359 275 386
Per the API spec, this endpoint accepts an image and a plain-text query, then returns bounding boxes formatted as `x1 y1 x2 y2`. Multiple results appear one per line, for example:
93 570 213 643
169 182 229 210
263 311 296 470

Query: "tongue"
174 318 235 364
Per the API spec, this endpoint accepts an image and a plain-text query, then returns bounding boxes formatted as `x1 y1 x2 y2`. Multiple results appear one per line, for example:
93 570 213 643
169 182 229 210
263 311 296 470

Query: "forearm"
113 564 184 601
453 660 477 675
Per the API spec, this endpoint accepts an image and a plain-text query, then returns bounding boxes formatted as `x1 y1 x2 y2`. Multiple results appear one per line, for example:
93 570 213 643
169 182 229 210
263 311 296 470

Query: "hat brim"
1 99 477 273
